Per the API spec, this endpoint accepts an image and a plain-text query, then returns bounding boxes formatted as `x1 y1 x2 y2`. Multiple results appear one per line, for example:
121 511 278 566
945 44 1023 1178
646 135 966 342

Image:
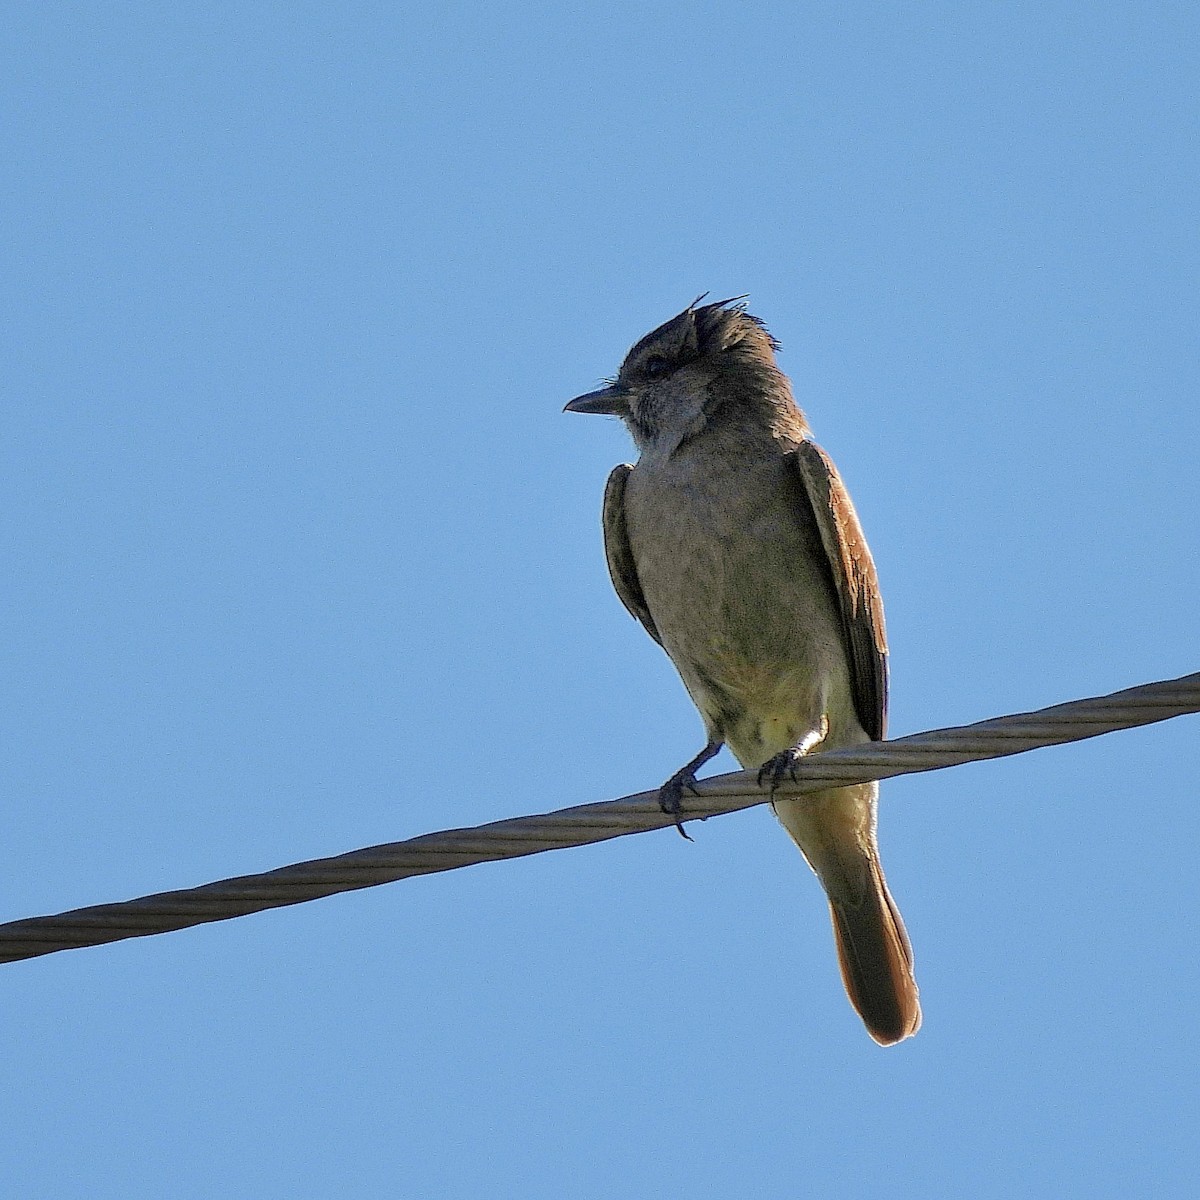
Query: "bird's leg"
658 738 723 841
756 717 830 793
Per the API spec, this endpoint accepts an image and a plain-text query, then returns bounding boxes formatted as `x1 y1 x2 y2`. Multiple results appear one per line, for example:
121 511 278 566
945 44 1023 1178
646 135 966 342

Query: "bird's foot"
657 772 697 842
657 738 723 841
756 747 806 793
756 722 829 793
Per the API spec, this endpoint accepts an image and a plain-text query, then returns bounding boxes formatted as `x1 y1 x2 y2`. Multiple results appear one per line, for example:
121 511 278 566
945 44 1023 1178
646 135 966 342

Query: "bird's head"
565 297 799 453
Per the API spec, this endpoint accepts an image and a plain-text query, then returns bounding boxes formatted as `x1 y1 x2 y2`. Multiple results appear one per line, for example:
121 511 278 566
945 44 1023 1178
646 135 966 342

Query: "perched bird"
565 297 920 1045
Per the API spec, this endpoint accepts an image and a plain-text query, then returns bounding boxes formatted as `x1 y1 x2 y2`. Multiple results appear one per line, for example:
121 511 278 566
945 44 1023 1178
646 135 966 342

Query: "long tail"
828 853 921 1046
773 783 921 1046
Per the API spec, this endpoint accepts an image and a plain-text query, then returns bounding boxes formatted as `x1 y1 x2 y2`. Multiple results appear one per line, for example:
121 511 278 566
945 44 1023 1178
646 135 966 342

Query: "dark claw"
656 738 723 842
757 748 804 794
657 777 695 841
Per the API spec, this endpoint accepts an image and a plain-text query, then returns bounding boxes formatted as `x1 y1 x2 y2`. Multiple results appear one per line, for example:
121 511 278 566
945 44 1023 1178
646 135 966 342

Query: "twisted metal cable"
1 671 1196 965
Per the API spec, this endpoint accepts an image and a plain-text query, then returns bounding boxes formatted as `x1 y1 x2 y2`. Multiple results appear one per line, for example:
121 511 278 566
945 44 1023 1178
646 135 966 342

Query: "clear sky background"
3 4 1199 1197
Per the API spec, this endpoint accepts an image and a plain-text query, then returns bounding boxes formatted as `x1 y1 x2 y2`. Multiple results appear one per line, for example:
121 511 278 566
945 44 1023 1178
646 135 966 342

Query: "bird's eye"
643 354 671 377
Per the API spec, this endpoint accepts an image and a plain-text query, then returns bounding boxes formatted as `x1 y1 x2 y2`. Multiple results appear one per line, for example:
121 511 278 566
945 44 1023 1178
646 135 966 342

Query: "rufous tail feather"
829 856 921 1046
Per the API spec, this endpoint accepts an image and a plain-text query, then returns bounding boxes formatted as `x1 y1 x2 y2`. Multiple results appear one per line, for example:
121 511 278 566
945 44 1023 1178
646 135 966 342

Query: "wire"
1 670 1196 965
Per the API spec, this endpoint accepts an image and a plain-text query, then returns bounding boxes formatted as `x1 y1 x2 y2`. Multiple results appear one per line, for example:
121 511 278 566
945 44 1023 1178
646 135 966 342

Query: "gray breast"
622 442 851 757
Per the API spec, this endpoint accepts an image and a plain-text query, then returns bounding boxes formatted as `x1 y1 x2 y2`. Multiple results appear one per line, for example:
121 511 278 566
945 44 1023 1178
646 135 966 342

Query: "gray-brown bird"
565 297 920 1045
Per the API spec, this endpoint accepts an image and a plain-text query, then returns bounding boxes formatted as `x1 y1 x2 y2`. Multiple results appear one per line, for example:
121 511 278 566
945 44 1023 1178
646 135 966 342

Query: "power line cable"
1 671 1196 965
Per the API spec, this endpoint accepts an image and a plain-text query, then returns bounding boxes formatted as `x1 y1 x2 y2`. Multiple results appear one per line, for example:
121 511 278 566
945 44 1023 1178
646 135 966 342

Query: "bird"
564 296 920 1045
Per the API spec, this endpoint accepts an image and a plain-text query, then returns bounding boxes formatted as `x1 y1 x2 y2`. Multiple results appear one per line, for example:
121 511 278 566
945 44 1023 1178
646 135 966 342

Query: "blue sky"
3 4 1199 1196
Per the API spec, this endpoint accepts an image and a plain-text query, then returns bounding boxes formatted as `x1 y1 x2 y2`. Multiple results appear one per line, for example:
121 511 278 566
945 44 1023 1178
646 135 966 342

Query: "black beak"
563 384 631 417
